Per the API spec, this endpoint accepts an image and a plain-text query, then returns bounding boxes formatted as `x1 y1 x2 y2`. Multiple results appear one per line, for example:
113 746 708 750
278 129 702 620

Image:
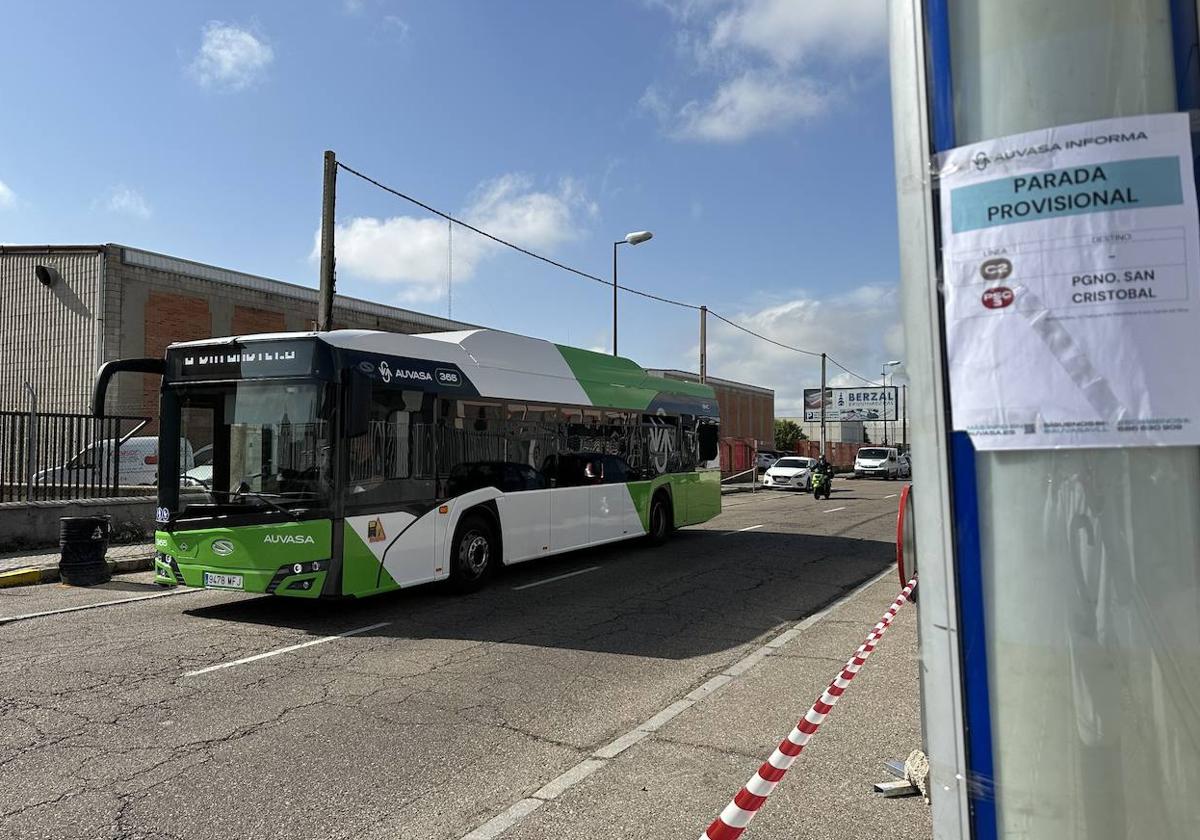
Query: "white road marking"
183 622 391 677
721 524 763 535
0 588 204 626
532 759 606 800
884 494 898 499
823 506 847 513
511 566 599 591
455 566 898 840
460 799 545 840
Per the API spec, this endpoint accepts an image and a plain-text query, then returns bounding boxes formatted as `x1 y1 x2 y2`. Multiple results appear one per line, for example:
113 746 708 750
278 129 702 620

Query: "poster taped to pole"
938 112 1200 450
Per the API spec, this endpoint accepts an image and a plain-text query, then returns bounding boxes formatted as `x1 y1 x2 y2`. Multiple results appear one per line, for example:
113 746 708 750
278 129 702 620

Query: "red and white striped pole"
700 577 918 840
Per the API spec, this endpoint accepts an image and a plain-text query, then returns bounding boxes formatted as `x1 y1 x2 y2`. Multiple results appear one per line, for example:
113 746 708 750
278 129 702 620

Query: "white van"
854 446 900 480
34 437 194 487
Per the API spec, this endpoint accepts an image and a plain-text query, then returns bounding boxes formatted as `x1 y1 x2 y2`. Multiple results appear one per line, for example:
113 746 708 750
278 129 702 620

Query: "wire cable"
337 161 702 310
706 310 822 358
337 159 886 385
825 356 885 387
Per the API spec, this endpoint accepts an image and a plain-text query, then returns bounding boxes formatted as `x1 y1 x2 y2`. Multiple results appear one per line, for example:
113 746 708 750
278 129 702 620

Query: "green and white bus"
142 328 721 598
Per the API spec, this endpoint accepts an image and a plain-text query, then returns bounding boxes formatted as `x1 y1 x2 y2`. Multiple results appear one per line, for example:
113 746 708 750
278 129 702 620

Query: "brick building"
645 369 774 449
0 244 470 420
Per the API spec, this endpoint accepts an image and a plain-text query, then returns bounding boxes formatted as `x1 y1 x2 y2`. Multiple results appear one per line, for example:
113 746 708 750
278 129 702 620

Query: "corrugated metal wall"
0 250 101 413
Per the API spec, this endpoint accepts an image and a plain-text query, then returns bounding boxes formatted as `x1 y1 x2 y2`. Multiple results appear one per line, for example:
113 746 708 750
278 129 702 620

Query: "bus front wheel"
449 513 495 593
647 494 673 546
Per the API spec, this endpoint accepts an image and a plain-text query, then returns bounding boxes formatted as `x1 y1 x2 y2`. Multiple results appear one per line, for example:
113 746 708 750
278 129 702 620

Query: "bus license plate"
204 572 243 590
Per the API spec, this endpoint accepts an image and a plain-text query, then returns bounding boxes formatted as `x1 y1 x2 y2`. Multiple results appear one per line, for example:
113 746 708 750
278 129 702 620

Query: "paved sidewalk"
477 571 932 840
0 542 154 586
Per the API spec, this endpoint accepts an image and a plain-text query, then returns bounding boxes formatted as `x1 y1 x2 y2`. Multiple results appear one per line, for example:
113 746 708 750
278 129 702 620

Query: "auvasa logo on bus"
263 534 316 545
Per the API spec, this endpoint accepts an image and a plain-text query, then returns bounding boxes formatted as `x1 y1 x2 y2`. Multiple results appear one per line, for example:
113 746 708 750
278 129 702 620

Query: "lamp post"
612 231 653 356
881 360 901 444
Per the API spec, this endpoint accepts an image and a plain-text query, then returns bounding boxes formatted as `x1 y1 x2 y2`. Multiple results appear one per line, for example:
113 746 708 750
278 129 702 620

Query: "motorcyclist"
815 455 834 479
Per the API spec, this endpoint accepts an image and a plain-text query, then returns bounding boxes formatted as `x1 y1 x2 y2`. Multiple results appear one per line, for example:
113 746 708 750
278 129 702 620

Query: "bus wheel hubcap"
462 534 489 574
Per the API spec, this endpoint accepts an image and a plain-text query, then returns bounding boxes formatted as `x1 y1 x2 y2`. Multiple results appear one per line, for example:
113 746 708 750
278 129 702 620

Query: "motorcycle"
812 470 832 500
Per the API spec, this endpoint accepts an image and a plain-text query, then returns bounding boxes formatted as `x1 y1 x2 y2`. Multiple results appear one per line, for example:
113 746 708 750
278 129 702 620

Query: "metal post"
902 384 907 453
23 382 36 501
699 306 707 383
820 353 827 459
317 150 338 332
612 241 619 356
880 368 888 445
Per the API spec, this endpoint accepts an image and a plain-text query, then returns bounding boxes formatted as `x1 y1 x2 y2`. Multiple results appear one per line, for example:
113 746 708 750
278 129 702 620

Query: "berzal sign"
803 387 899 422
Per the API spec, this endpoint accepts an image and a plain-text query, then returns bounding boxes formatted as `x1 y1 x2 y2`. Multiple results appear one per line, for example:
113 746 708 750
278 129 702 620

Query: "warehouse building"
1 245 775 462
0 244 470 420
646 369 774 450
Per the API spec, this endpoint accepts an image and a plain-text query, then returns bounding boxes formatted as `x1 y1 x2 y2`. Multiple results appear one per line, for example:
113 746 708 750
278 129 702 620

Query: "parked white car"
761 456 816 490
897 453 912 479
854 446 900 480
34 437 194 487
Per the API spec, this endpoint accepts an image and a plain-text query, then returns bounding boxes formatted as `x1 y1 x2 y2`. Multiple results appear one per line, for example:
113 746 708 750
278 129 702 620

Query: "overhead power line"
336 159 884 387
337 161 701 311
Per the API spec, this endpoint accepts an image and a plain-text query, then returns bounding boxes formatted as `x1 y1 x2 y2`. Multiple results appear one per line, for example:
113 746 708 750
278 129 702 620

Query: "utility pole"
699 306 707 384
317 150 338 332
820 352 827 459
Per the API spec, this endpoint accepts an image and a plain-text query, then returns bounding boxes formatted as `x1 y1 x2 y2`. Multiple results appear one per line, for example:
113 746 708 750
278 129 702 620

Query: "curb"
0 554 154 588
0 568 43 588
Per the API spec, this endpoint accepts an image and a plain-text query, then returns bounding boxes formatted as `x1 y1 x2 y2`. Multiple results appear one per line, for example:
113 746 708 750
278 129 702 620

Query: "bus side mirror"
698 424 719 461
345 371 371 437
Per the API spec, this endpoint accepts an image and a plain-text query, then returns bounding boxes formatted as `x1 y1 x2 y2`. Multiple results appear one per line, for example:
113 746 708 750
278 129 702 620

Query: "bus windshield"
169 380 334 517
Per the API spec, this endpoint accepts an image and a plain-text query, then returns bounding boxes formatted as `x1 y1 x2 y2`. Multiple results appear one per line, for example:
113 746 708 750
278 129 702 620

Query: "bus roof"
167 328 718 416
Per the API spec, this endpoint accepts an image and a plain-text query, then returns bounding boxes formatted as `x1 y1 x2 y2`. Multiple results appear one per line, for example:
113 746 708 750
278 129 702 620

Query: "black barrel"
59 516 112 586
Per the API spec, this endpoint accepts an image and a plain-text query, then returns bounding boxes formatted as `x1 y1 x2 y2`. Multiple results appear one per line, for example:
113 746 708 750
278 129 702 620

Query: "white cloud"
701 284 904 415
0 179 14 209
104 185 152 219
312 174 592 303
381 15 410 39
190 22 273 91
671 72 829 142
645 0 886 142
709 0 886 68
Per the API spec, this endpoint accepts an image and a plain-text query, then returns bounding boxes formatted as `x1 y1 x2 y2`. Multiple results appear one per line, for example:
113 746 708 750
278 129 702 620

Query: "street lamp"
612 231 653 356
881 360 901 444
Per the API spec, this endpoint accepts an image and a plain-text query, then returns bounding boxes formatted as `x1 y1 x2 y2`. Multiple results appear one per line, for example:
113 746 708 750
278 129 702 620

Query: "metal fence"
0 410 150 502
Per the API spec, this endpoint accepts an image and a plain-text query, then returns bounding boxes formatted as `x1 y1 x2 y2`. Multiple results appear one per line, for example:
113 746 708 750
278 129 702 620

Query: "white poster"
938 113 1200 450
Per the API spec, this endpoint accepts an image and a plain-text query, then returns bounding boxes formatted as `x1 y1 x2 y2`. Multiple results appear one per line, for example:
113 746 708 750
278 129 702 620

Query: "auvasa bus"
144 328 721 598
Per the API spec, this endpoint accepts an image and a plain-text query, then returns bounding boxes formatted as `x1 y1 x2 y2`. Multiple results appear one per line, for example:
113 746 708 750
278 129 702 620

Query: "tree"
774 418 806 452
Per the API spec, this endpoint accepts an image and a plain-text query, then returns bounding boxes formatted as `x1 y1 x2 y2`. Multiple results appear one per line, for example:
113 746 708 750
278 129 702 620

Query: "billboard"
803 386 898 422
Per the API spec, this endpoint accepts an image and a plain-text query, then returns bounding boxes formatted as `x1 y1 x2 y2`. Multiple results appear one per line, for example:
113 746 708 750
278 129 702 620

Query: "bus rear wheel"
449 513 495 593
647 494 672 545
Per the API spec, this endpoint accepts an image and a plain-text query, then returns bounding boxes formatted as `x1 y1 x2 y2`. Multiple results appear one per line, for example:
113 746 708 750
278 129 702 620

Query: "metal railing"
0 409 149 502
720 466 760 491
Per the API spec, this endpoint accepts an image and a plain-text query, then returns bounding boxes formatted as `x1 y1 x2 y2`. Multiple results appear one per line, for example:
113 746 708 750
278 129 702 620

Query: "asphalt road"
0 480 907 840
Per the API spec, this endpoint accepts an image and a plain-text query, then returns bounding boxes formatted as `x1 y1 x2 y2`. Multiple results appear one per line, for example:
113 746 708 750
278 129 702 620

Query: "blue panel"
1169 0 1200 110
1168 0 1200 200
926 0 957 152
949 432 996 838
927 2 995 837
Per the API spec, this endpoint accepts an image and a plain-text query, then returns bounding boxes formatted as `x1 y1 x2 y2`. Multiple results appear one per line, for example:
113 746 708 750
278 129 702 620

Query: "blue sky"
0 0 901 413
